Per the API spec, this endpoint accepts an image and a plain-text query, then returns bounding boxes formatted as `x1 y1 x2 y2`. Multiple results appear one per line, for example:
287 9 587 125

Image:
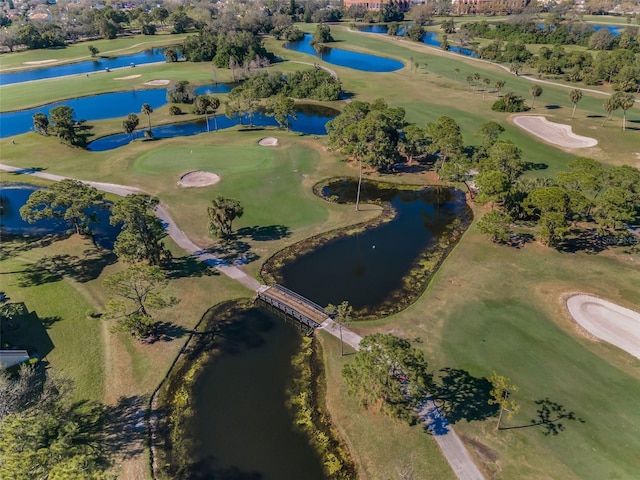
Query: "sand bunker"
114 74 141 80
566 294 640 359
513 115 598 148
23 59 58 65
178 171 221 188
144 79 171 86
258 137 278 147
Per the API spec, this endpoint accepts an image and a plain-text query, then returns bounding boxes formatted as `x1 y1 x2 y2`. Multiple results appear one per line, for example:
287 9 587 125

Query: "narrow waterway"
185 307 326 480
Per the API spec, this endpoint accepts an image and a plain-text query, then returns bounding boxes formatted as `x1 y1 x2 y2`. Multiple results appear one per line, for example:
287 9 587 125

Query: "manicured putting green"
133 145 273 175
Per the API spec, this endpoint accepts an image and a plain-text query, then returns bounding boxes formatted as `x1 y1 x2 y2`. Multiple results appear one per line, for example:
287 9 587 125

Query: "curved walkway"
0 162 484 480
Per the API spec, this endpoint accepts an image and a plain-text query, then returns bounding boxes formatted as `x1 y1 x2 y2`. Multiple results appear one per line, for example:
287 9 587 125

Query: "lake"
284 33 403 72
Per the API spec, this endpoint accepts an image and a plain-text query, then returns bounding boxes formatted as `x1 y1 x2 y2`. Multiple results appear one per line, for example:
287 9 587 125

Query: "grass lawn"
0 235 108 401
0 32 191 71
347 215 640 479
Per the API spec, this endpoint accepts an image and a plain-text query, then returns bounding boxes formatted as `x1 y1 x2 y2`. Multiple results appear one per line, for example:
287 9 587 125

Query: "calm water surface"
0 185 120 250
280 180 468 311
285 33 403 72
187 308 325 480
87 104 338 151
0 48 167 86
0 84 232 139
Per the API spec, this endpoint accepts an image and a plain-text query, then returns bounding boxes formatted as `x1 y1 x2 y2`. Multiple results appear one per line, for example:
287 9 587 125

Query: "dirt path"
1 163 484 480
566 294 640 359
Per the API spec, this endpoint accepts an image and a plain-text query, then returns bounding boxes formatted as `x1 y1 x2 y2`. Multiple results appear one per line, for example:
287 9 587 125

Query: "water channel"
183 307 326 480
0 84 232 139
0 185 120 250
0 48 167 86
284 33 404 72
87 104 338 151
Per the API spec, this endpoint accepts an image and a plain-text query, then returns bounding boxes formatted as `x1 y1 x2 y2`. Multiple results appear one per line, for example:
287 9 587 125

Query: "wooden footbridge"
256 284 329 334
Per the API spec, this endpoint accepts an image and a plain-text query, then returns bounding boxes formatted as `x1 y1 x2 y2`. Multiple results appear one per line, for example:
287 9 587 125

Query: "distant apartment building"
454 0 530 14
343 0 412 12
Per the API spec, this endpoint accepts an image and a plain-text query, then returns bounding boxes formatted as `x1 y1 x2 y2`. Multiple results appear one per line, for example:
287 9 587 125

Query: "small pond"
284 33 403 72
0 185 120 250
356 25 477 56
0 48 167 86
0 84 233 139
87 104 338 152
277 180 470 313
185 307 326 480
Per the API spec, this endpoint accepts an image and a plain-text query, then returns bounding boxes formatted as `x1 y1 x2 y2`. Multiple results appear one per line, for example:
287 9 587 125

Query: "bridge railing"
271 284 328 316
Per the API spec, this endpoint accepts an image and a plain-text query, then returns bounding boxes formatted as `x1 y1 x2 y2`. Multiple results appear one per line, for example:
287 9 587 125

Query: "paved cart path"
0 163 485 480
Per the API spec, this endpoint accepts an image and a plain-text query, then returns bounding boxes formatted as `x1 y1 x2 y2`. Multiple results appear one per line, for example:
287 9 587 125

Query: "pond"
284 33 403 72
277 180 470 314
356 25 477 57
184 306 326 480
87 104 339 152
0 84 233 139
0 184 120 250
0 48 168 86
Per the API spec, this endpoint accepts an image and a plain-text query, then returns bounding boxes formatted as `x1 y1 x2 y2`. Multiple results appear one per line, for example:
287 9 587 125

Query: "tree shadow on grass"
206 238 260 266
0 234 67 261
235 225 291 242
501 397 585 436
103 395 148 460
155 321 191 341
166 255 220 280
17 249 116 286
432 368 499 424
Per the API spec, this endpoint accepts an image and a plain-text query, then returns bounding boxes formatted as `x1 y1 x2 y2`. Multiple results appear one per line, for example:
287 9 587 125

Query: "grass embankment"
346 216 640 479
0 32 191 71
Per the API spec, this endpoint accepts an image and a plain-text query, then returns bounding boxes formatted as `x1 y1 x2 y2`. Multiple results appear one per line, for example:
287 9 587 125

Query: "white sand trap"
114 74 141 80
144 79 171 86
513 115 598 148
258 137 278 147
23 59 58 65
566 294 640 359
178 171 221 188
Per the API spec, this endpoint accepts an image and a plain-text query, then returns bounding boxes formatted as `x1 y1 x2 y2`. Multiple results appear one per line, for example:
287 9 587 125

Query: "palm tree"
494 80 505 97
602 97 618 126
483 78 491 98
473 72 481 93
466 75 473 91
615 92 635 130
530 85 543 108
454 68 460 81
209 96 221 131
569 89 583 119
141 103 153 133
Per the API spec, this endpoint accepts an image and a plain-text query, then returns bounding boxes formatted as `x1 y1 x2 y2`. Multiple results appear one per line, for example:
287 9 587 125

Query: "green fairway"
0 33 190 71
352 218 640 479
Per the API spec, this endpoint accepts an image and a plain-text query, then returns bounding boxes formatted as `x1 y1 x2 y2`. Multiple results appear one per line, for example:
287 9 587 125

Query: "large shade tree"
208 196 244 238
109 194 172 266
104 264 177 340
342 333 432 423
19 179 105 235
